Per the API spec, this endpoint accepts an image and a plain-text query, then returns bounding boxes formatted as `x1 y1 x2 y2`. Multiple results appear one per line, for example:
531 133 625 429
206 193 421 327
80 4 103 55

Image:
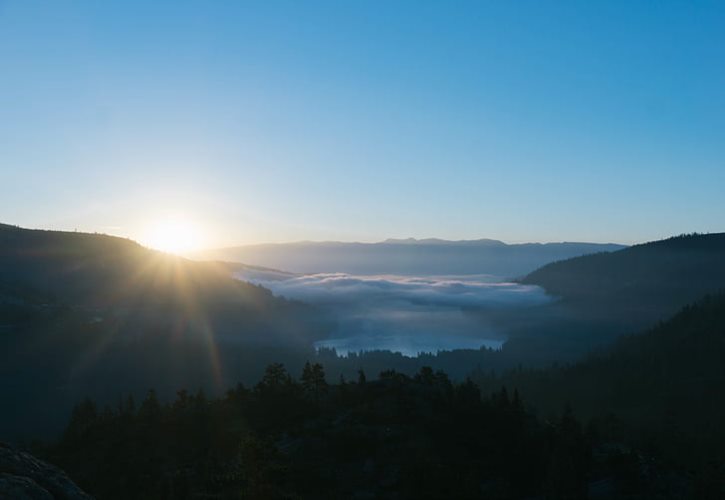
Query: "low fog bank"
235 270 552 356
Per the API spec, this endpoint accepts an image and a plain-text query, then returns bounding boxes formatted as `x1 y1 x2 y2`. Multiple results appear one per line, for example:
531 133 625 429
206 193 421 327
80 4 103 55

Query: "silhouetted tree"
257 363 292 393
138 389 160 420
300 361 327 401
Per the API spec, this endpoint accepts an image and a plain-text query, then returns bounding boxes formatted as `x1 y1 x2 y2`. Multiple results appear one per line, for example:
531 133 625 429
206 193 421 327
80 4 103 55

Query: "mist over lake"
235 270 552 356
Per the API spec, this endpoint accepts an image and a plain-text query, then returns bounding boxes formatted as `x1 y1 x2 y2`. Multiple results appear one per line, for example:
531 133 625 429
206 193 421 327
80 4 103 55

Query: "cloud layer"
234 271 551 356
238 272 550 307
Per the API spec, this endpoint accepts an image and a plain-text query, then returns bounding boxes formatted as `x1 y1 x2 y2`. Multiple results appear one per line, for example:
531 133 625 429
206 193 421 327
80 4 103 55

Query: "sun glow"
143 218 203 254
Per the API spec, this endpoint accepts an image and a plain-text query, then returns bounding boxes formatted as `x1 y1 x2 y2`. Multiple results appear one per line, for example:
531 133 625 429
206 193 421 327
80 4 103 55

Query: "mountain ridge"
201 236 625 251
194 239 626 277
522 232 725 309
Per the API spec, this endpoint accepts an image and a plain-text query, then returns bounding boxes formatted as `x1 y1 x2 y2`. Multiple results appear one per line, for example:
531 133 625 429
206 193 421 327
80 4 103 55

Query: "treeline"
40 362 705 499
315 345 508 380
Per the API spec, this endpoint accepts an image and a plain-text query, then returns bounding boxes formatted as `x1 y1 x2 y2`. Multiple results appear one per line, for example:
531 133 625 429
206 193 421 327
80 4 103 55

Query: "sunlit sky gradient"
2 1 724 248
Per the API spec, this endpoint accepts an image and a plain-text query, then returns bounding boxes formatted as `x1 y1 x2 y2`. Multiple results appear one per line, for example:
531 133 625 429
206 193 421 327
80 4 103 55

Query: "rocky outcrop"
0 443 92 499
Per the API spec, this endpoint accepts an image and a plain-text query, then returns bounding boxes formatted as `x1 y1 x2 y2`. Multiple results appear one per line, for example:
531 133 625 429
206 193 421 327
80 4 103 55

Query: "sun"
143 218 202 254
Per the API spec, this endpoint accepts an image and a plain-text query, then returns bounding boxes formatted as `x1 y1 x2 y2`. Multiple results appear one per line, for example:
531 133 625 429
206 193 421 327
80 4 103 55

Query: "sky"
1 0 724 249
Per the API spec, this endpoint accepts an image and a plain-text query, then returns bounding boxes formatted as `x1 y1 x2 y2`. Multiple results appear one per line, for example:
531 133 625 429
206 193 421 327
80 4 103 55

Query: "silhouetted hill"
476 292 725 468
194 238 625 277
0 223 274 309
522 232 725 320
489 233 725 362
0 224 329 440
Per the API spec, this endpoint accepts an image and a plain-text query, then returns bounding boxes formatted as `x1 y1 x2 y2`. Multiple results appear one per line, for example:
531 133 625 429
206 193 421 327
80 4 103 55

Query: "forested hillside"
476 292 725 471
523 233 725 321
0 224 329 439
0 223 282 309
40 363 681 499
6 224 725 498
492 233 725 362
43 343 725 499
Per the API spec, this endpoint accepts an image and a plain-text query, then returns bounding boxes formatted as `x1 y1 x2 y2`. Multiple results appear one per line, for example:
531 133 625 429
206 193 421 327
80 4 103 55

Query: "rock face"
0 443 92 499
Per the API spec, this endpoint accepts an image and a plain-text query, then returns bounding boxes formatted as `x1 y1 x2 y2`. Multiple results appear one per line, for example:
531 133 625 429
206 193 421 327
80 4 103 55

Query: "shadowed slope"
470 233 725 365
476 292 725 468
0 224 329 440
522 232 725 321
0 223 274 309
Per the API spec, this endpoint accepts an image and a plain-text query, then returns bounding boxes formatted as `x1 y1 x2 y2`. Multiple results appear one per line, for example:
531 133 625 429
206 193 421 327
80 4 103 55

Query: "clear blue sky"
1 0 724 247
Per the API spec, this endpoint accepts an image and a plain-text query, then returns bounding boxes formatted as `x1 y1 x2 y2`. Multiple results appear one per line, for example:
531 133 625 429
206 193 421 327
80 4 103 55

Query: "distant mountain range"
193 238 626 277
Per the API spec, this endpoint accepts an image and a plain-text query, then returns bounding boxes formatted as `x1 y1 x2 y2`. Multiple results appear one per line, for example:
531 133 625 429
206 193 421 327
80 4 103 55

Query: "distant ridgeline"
193 238 626 277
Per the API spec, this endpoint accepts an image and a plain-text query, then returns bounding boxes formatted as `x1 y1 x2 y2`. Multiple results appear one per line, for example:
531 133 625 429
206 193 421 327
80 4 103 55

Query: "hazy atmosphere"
2 2 725 499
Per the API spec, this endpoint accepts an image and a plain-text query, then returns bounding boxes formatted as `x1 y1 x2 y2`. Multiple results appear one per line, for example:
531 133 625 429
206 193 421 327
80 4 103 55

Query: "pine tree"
301 361 327 401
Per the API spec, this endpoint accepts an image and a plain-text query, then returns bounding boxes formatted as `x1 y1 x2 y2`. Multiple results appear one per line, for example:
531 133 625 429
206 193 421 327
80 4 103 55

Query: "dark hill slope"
0 223 325 339
523 233 725 313
476 292 725 466
0 224 328 440
0 223 274 309
488 233 725 365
